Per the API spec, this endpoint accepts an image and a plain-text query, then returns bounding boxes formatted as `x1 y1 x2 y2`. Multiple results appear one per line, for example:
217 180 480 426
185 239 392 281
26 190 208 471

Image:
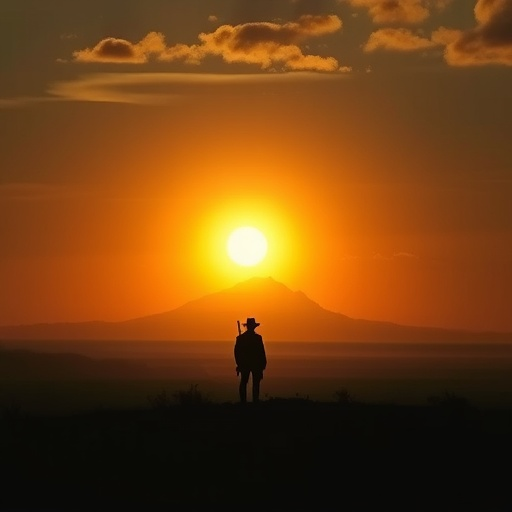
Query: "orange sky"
1 0 511 332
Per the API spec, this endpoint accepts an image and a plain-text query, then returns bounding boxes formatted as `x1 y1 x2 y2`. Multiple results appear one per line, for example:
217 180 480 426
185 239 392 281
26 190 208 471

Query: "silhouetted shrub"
334 388 353 404
147 389 173 411
172 384 211 407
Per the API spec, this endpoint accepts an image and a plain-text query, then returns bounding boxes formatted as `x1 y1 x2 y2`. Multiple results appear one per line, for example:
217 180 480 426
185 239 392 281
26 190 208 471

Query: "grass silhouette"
147 383 212 411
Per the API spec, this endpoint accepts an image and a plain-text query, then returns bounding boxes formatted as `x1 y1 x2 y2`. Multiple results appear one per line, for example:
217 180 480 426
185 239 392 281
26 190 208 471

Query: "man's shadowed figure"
234 317 267 403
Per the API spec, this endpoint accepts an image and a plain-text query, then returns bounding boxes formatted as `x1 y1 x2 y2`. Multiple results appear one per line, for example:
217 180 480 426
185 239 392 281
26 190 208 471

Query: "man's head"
243 317 260 331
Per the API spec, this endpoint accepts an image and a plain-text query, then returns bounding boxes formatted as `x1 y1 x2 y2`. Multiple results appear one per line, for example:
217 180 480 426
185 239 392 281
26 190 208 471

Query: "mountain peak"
227 276 294 294
2 277 510 343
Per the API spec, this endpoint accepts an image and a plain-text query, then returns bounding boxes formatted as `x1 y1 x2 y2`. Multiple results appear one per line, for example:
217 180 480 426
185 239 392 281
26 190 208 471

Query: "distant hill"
0 349 152 380
0 277 510 343
0 347 210 380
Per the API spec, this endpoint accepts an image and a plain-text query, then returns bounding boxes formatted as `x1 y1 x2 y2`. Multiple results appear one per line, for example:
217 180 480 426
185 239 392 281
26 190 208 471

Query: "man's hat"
243 317 260 328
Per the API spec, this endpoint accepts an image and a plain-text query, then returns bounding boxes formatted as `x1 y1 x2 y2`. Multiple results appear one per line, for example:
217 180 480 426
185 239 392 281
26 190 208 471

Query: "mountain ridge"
0 277 510 343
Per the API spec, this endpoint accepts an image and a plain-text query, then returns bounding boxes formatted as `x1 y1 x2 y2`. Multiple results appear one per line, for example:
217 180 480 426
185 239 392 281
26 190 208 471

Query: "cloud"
74 32 166 63
47 72 348 105
192 15 343 71
432 0 512 66
393 252 419 258
474 0 507 23
1 71 349 109
364 27 438 51
362 0 512 64
345 0 450 24
373 251 419 260
343 251 419 261
72 15 346 72
0 96 56 109
48 72 182 105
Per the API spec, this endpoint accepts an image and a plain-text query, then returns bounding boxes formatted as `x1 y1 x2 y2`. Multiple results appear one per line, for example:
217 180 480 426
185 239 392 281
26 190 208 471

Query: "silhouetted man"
234 317 267 403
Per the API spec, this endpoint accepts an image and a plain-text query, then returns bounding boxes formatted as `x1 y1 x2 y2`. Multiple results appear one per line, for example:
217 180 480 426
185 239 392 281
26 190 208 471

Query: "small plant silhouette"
147 389 173 411
147 384 211 410
172 384 211 407
334 388 353 404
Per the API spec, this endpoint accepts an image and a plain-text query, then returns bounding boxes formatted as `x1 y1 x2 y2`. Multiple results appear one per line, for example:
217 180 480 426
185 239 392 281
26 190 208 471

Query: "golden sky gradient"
1 0 511 332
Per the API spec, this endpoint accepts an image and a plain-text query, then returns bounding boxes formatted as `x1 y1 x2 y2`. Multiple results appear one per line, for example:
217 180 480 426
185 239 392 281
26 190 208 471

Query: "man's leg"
239 371 250 403
252 372 262 402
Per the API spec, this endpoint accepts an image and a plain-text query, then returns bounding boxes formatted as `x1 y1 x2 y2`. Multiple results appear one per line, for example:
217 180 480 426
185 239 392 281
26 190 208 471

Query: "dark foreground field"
2 393 512 512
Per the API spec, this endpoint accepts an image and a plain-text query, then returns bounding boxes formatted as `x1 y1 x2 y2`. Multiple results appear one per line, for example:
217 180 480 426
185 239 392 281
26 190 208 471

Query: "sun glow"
227 226 268 267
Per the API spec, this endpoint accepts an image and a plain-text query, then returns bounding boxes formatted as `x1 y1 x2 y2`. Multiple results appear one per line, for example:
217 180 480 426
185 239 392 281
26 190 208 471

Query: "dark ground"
2 395 512 512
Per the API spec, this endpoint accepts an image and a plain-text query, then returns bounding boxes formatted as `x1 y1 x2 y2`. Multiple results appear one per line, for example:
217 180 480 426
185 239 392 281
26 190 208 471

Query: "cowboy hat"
243 317 260 328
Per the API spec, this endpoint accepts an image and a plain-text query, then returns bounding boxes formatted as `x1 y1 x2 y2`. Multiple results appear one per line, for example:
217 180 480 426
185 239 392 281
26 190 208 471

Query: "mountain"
0 277 510 342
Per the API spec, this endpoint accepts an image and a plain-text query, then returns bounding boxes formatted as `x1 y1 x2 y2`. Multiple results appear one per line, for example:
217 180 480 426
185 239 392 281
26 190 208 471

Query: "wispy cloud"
72 15 348 72
343 252 419 261
0 72 349 109
47 72 349 106
373 251 420 261
48 73 180 105
60 33 78 40
0 97 57 108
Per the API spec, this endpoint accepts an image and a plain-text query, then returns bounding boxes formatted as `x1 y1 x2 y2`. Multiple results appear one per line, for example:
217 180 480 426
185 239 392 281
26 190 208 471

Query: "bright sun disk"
227 226 268 267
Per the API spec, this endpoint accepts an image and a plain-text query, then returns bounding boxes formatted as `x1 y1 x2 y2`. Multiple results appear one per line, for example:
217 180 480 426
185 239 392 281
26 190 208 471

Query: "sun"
227 226 268 267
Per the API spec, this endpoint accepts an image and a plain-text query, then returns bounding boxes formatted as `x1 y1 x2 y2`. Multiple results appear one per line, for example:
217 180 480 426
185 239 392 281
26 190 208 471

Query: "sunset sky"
1 0 511 333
